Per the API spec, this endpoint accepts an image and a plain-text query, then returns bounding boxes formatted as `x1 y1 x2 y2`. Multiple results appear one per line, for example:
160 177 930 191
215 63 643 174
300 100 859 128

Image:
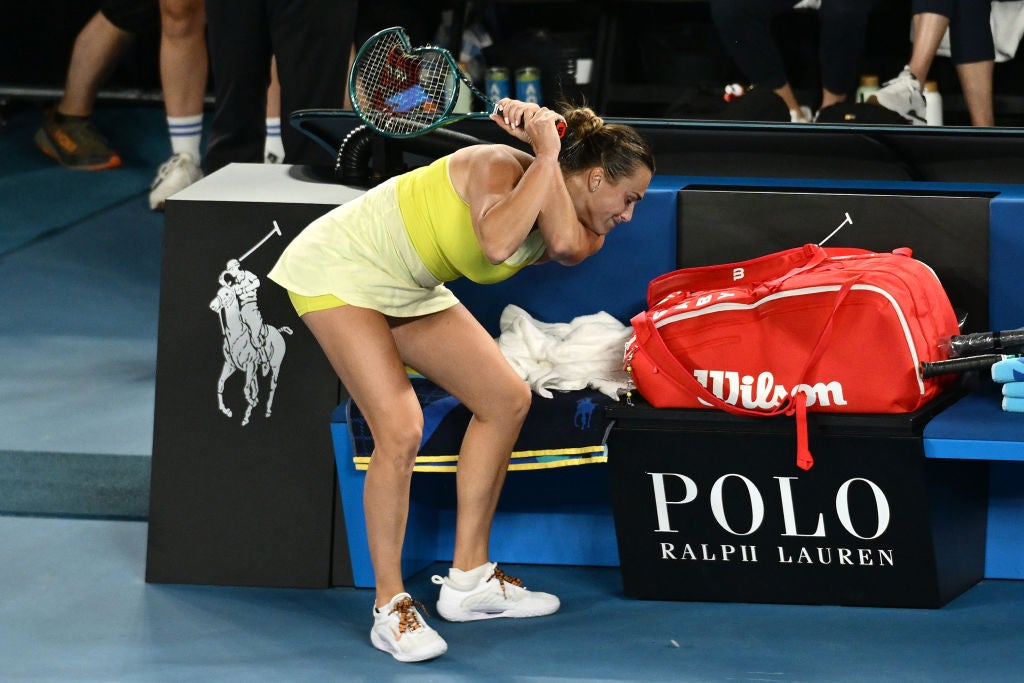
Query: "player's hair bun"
556 103 655 180
563 107 604 139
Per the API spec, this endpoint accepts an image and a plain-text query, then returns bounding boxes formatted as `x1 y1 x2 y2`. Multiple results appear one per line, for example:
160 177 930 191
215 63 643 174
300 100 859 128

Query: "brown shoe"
34 110 122 170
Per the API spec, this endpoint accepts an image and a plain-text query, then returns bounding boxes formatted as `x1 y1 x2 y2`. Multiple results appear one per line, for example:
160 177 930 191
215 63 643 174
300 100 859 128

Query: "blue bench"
921 188 1024 579
331 175 1024 588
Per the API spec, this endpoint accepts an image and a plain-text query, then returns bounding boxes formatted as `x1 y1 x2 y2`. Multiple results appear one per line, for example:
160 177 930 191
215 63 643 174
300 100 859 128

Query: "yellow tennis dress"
268 155 546 317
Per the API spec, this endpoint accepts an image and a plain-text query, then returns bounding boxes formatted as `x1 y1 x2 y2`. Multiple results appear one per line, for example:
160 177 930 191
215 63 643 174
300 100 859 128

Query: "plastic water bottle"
856 75 879 103
924 81 943 126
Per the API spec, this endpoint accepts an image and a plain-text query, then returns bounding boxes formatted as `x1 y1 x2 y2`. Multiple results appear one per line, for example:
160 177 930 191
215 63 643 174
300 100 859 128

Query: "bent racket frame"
349 26 497 138
349 26 565 140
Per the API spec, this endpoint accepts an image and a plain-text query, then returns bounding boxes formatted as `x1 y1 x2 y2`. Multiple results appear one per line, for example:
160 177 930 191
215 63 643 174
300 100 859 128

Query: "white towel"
497 304 632 399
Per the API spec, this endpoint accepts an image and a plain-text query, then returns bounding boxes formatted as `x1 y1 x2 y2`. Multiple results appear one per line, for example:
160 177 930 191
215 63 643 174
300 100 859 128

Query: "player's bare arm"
453 144 557 265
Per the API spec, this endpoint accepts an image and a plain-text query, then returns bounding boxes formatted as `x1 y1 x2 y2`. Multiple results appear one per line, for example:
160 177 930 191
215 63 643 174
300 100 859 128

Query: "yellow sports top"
395 155 546 284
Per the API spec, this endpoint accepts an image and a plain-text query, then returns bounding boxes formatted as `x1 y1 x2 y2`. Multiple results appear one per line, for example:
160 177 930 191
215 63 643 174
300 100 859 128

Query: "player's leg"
393 304 560 622
303 302 451 661
391 303 531 570
300 304 423 606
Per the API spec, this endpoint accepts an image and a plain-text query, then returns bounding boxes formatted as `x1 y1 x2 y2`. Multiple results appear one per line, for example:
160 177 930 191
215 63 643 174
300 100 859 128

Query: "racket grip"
919 354 1005 379
493 104 567 138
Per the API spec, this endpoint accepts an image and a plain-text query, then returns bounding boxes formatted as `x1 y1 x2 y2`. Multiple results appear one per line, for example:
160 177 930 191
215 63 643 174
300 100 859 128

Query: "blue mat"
0 105 172 255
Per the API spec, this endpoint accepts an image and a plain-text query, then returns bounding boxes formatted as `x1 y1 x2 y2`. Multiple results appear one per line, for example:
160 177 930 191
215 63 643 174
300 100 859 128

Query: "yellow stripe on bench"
353 445 608 472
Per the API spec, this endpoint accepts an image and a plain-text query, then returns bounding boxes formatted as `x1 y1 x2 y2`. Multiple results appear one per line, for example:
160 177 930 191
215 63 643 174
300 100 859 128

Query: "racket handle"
493 104 567 138
919 354 1006 379
944 328 1024 357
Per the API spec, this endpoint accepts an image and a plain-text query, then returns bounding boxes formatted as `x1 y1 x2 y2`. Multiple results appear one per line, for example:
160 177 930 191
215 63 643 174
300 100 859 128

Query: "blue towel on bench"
1003 396 1024 413
347 375 616 472
991 357 1024 383
1003 382 1024 399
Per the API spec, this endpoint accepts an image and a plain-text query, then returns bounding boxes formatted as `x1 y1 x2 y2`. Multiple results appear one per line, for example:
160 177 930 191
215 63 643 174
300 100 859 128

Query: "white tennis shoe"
869 66 927 125
149 152 203 211
370 592 448 662
432 562 560 622
789 105 813 124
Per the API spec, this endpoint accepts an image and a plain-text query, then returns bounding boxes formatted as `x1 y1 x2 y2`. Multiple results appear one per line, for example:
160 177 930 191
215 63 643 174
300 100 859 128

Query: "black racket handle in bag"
919 354 1006 379
945 328 1024 357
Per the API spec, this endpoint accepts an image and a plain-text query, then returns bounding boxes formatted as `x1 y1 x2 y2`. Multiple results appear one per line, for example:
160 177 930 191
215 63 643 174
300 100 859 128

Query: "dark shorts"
100 0 160 35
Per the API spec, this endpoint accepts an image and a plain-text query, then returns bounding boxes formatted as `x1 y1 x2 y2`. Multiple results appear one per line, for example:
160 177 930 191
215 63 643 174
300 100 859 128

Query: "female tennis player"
269 97 654 662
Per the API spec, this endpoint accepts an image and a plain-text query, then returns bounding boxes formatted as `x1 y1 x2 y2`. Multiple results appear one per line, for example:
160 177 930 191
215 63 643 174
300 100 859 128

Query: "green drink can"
515 66 542 105
486 66 511 102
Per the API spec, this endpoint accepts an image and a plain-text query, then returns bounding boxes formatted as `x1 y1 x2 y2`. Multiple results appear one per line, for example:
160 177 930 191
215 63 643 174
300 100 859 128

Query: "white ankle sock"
447 562 490 590
167 114 203 161
264 117 284 162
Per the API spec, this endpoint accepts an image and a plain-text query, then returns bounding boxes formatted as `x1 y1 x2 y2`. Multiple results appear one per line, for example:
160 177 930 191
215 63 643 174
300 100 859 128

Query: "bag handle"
646 244 870 308
759 244 832 291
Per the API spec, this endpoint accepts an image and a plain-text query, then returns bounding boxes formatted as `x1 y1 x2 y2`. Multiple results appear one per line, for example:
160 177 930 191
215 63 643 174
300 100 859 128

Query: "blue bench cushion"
339 376 616 472
924 382 1024 460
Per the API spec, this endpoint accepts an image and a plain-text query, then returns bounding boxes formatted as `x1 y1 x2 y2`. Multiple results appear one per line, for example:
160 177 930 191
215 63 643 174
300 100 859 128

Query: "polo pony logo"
210 221 292 426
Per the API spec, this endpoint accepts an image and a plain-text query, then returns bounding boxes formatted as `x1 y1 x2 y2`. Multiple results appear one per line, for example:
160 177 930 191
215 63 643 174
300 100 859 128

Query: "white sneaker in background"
432 562 560 622
869 66 927 125
369 593 448 663
789 105 813 123
149 152 203 211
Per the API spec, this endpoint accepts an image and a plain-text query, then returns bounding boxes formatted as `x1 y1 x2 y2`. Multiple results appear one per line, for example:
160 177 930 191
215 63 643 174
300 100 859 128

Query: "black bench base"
605 396 988 608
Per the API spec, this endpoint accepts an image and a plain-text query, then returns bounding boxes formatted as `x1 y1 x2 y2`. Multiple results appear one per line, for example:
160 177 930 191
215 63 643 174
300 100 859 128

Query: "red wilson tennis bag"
624 244 961 470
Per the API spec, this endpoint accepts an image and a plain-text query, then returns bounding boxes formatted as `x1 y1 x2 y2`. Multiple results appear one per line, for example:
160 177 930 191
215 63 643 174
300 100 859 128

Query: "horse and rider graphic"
210 222 291 426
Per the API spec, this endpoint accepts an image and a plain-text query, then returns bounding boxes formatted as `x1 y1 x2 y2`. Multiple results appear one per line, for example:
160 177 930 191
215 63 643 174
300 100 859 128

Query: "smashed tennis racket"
349 26 566 139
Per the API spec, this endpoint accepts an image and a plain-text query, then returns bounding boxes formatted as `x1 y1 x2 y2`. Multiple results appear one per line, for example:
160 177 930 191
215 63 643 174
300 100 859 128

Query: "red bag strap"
647 244 821 308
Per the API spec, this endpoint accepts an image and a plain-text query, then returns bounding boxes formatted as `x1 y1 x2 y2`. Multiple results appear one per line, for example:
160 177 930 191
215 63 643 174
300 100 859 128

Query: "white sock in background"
167 114 203 162
265 117 285 163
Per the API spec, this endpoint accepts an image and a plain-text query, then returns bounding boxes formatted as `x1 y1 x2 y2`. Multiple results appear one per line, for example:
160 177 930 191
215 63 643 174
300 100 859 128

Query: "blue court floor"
5 513 1024 682
3 103 1024 682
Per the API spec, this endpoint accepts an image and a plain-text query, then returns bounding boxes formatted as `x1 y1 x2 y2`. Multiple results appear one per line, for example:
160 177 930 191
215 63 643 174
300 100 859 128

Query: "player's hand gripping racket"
349 26 566 139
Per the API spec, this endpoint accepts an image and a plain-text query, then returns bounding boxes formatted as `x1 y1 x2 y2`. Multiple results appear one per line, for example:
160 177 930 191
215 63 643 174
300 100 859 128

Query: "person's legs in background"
148 0 207 209
871 0 994 126
948 0 995 126
263 58 284 164
34 5 147 170
956 60 994 125
269 0 357 166
869 6 950 124
817 0 881 111
709 0 812 122
203 0 272 175
907 10 952 82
